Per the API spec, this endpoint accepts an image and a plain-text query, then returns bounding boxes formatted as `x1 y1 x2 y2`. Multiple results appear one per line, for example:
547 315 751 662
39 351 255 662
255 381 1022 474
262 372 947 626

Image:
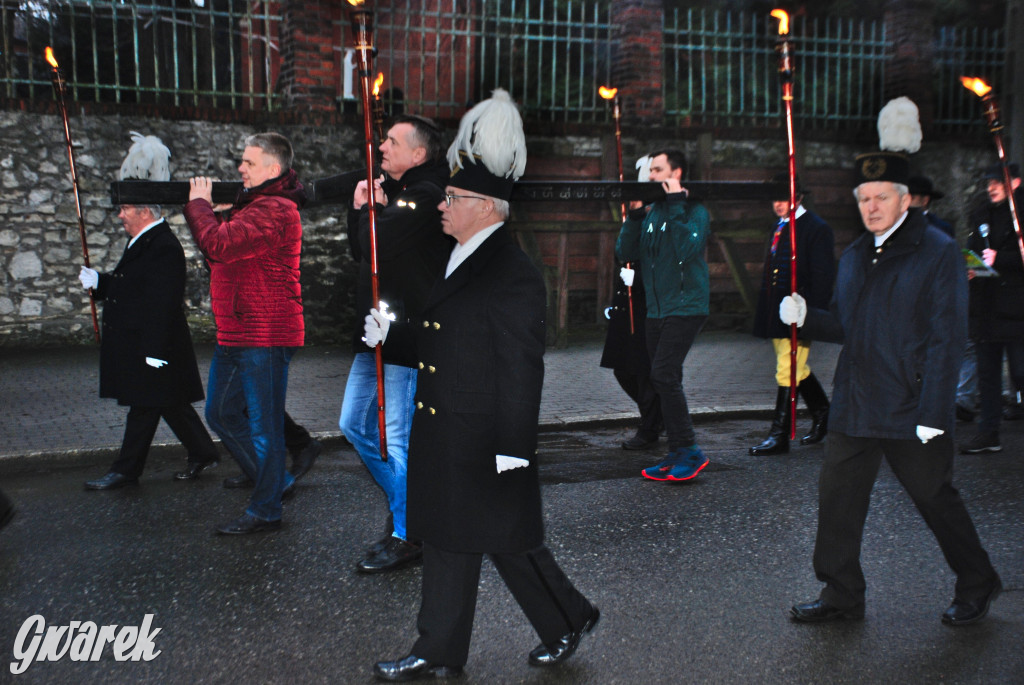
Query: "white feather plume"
119 131 171 181
635 155 652 182
446 89 527 180
877 97 922 154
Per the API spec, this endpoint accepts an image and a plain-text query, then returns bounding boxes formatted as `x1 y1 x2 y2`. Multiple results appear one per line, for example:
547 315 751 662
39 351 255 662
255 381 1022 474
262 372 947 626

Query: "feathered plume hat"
119 131 171 182
854 97 921 186
446 89 527 201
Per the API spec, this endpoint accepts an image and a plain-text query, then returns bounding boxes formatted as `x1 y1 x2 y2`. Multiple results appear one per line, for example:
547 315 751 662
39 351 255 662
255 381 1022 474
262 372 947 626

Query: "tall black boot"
749 387 791 456
798 373 830 445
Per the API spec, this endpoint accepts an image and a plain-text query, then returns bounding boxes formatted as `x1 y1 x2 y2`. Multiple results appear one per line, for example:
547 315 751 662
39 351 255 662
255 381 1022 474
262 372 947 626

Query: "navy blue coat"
802 210 967 438
752 208 835 340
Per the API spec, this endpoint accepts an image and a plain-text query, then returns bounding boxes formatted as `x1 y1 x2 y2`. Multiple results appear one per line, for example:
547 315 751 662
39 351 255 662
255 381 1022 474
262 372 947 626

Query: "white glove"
79 266 99 290
620 267 635 287
145 357 168 369
779 293 807 327
361 304 395 348
496 455 529 473
916 425 944 444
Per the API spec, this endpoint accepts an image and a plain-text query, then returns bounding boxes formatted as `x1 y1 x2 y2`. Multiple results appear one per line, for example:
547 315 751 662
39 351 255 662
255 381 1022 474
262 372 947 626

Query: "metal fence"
0 0 1006 131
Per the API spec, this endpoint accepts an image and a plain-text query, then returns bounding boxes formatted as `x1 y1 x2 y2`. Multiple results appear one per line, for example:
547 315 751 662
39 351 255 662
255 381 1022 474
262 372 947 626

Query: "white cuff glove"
79 266 99 290
361 304 396 348
916 425 944 444
779 293 807 327
496 455 529 473
620 267 635 287
145 357 168 369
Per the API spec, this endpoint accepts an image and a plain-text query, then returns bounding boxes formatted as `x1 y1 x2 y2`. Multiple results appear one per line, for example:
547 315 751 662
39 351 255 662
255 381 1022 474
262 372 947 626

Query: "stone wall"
0 106 998 348
0 109 362 347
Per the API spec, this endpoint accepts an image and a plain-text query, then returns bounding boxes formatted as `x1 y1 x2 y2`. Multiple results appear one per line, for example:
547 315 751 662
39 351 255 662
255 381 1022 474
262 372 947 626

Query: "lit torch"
372 72 386 144
600 85 635 335
347 0 388 462
46 47 100 343
961 76 1024 268
772 9 799 439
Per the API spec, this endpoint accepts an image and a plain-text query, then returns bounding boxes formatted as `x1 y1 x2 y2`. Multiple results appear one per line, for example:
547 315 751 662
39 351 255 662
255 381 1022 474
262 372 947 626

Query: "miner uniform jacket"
94 219 205 408
801 209 967 438
752 208 836 340
390 226 547 554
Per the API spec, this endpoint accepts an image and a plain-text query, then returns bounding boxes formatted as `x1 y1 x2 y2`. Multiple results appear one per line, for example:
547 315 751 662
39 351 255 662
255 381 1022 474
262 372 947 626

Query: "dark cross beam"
110 175 788 207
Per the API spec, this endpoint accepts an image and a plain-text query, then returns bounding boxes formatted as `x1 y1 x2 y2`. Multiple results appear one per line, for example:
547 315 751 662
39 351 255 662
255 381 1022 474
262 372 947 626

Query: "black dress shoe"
174 460 218 481
621 434 659 450
528 605 600 667
749 434 789 456
84 472 139 491
942 578 1002 626
223 473 254 489
215 513 282 535
357 537 423 574
789 599 864 623
373 655 463 681
291 439 322 480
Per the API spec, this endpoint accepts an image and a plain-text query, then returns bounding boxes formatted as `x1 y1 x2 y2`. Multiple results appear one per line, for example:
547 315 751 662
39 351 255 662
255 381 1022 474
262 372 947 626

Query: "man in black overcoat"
368 90 598 682
782 151 1001 627
79 134 217 490
749 176 835 455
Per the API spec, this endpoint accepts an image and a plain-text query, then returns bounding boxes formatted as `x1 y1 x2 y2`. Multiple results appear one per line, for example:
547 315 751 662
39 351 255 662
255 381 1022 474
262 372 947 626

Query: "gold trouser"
772 337 811 387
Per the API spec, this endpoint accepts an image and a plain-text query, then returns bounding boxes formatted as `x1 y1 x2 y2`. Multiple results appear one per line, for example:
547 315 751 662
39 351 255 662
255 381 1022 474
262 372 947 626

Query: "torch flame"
771 9 790 35
346 0 365 6
960 76 992 98
598 86 617 100
45 46 59 69
372 72 384 97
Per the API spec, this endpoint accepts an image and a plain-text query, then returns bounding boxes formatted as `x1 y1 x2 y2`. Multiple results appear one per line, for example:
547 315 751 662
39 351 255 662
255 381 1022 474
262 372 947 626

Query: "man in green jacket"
616 149 711 482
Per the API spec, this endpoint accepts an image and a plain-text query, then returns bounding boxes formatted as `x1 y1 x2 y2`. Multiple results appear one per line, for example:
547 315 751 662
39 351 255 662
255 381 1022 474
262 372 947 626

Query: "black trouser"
283 412 312 453
976 339 1024 435
110 404 218 478
412 542 593 668
813 431 998 609
645 315 707 450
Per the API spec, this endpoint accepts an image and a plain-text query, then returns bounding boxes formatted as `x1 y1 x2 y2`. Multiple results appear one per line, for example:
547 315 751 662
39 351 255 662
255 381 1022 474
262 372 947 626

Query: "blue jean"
956 338 978 411
339 352 417 540
206 345 296 521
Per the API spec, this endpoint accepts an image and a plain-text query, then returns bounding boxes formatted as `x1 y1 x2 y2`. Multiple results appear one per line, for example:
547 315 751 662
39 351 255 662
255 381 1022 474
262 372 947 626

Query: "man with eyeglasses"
368 89 597 682
341 114 452 573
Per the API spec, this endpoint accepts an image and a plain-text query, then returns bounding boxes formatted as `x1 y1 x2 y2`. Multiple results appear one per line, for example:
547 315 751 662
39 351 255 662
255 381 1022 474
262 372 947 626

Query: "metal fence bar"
0 1 1004 133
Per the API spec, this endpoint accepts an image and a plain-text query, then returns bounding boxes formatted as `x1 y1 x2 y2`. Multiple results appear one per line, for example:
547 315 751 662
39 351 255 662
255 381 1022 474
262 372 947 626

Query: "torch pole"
612 96 635 335
48 56 100 343
774 11 799 440
980 93 1024 268
349 4 388 462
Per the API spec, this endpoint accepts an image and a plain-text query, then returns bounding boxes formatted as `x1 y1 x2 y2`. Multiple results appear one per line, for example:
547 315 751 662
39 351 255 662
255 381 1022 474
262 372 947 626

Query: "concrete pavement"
0 330 841 461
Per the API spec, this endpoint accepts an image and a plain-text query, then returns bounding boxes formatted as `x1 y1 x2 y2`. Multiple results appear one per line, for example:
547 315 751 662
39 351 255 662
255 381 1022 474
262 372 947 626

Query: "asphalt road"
0 418 1021 684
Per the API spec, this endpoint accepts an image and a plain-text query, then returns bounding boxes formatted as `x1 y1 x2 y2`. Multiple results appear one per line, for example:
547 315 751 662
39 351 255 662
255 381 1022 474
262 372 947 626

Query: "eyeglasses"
443 193 487 207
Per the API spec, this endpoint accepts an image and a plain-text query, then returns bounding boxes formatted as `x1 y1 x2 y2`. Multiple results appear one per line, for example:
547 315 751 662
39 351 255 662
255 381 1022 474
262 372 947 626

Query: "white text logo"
11 614 161 675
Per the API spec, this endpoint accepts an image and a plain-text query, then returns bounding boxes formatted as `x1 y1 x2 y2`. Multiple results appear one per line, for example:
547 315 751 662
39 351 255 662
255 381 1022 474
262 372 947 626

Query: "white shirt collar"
445 222 503 278
873 211 909 247
127 218 163 250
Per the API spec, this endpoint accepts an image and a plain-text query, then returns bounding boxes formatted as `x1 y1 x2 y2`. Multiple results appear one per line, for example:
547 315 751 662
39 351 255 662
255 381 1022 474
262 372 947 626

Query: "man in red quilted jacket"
184 132 305 535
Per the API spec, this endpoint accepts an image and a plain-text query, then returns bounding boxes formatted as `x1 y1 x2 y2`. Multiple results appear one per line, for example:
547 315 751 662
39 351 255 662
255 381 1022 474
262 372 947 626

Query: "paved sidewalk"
0 330 840 461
